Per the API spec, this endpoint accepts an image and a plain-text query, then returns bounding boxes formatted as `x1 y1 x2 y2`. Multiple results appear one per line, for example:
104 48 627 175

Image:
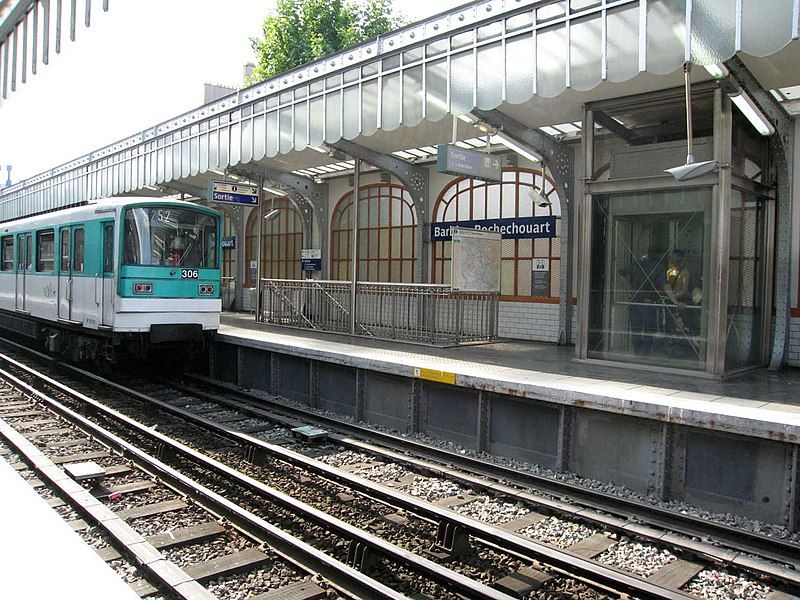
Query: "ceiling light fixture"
704 62 729 80
495 131 542 164
730 90 776 136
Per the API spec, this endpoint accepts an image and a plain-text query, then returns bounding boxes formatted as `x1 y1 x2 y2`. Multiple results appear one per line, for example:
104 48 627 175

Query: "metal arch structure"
723 56 796 371
472 108 575 345
329 139 430 283
229 164 328 274
0 0 110 101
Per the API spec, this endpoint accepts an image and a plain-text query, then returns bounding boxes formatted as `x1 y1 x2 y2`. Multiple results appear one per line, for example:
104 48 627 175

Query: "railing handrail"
257 277 498 346
258 278 471 291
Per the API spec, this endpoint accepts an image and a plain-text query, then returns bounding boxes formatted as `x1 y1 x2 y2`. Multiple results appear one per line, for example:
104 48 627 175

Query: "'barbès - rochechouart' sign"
431 216 556 242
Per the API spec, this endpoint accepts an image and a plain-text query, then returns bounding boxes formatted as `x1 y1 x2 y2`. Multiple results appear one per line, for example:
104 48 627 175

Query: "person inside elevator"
663 249 691 331
618 247 664 356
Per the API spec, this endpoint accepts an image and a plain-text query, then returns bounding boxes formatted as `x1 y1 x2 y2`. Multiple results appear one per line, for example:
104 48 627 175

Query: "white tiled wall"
498 301 562 342
788 317 800 367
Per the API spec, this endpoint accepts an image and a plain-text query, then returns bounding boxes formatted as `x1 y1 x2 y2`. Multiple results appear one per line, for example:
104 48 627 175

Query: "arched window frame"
431 167 562 301
245 197 304 285
330 183 417 282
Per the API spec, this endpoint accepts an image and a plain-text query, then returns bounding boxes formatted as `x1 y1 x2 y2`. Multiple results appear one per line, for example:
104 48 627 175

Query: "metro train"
0 197 222 363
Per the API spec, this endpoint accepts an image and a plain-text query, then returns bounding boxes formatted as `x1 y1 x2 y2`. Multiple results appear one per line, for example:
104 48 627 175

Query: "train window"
103 224 114 273
124 207 218 269
60 229 70 271
36 230 55 272
73 229 85 273
1 237 13 271
24 235 32 271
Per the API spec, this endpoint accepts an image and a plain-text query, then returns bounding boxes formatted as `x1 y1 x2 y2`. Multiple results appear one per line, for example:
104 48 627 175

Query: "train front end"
117 201 221 349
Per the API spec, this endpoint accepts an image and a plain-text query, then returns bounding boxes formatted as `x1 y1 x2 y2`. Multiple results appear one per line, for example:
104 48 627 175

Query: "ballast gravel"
596 538 677 577
452 496 530 525
519 516 595 548
206 566 304 600
401 475 464 501
685 569 771 599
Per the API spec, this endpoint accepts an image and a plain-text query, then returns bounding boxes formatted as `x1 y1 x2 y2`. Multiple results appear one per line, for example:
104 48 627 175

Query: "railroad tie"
499 511 547 532
183 548 270 583
249 580 327 600
647 559 704 589
98 522 228 562
494 566 553 598
51 450 110 464
566 533 615 559
432 494 480 509
766 592 800 600
28 427 75 439
117 499 188 521
0 410 41 418
128 579 159 598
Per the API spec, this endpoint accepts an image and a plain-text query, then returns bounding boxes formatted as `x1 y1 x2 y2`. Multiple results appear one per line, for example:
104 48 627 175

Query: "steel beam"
724 57 795 370
472 108 576 346
329 139 430 283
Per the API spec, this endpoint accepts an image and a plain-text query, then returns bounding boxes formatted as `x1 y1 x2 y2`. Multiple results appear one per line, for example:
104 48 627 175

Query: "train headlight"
198 284 215 296
133 282 154 295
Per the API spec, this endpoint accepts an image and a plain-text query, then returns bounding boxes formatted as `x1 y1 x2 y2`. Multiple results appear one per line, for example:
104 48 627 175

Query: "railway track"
0 338 797 599
0 379 332 600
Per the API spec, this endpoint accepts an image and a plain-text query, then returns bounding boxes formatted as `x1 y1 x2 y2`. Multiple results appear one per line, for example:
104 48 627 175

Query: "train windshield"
124 207 218 268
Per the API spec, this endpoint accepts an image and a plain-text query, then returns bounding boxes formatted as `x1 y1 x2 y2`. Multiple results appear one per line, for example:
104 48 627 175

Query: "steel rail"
9 355 696 599
0 415 215 600
167 377 800 586
0 364 408 600
178 373 800 568
0 352 516 600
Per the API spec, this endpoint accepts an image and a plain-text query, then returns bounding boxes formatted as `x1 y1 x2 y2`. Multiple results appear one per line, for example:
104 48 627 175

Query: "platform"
215 314 800 525
219 313 800 443
0 455 138 599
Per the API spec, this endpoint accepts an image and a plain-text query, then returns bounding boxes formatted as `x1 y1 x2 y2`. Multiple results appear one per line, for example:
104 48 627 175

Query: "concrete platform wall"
211 340 800 528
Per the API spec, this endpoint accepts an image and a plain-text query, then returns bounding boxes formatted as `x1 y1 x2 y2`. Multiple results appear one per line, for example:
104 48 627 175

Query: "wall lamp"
263 185 284 196
263 208 280 221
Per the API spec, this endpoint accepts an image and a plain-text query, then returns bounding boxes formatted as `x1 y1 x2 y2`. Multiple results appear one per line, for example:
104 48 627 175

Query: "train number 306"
181 269 199 279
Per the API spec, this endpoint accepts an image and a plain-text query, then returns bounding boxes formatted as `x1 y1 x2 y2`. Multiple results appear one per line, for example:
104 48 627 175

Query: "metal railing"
257 279 498 346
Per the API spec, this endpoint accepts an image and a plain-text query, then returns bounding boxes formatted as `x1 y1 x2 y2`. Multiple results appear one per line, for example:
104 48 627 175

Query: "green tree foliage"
248 0 402 84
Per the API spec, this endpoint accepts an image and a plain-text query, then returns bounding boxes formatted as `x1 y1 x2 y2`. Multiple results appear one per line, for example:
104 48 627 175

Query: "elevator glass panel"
588 189 712 370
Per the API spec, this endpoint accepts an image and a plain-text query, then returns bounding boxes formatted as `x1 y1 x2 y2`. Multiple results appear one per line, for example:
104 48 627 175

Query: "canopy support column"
472 108 576 346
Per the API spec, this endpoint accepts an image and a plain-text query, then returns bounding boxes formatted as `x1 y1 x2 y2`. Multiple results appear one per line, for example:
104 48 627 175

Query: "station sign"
221 236 236 250
437 144 502 183
208 180 259 206
301 248 322 271
431 216 557 242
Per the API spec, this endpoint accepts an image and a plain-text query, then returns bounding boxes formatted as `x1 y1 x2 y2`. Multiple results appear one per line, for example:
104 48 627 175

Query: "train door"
71 227 88 327
58 227 75 321
15 233 31 311
100 222 115 327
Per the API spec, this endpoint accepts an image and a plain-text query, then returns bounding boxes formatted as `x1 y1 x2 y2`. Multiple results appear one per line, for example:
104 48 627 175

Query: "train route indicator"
209 180 259 206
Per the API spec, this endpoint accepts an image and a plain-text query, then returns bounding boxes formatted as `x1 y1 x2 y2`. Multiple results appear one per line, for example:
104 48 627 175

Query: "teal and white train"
0 197 221 362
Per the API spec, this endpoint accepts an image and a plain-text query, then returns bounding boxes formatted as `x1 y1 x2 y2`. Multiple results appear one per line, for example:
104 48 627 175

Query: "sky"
0 0 467 183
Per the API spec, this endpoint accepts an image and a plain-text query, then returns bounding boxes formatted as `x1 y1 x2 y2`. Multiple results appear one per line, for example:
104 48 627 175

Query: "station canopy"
1 0 800 218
